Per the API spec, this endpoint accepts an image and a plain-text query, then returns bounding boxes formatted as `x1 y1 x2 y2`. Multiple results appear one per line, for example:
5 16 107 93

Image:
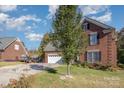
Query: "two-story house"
44 17 117 66
0 37 28 61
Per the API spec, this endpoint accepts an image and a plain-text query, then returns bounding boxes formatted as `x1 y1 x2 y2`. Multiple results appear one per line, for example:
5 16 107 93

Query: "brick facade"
44 18 117 65
79 21 117 66
0 39 28 61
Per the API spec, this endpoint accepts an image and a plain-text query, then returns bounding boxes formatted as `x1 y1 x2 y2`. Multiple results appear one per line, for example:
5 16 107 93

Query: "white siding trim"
89 32 97 35
48 53 59 56
87 49 100 52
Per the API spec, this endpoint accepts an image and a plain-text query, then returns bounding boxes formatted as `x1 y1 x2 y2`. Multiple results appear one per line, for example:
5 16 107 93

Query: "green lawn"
23 65 124 88
0 62 23 67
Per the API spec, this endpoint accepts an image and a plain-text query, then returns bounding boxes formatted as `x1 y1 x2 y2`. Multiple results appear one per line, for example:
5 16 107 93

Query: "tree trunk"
67 62 71 76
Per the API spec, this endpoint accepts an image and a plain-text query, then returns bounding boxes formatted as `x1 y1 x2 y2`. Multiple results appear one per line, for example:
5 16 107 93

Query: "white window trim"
89 32 98 45
83 23 88 31
87 49 100 52
14 44 19 51
48 53 61 56
89 32 97 35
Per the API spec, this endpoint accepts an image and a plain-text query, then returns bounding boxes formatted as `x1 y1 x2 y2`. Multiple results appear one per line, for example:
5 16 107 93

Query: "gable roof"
83 17 115 30
0 37 17 50
44 42 59 52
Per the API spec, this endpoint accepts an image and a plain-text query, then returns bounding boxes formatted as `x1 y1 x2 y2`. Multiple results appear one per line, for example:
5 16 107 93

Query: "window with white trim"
89 33 98 45
83 23 89 31
87 51 100 63
14 44 19 51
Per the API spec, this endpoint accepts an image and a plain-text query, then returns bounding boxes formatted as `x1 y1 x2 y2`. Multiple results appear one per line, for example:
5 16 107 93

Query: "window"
14 44 19 50
87 51 100 63
89 33 98 45
83 23 89 31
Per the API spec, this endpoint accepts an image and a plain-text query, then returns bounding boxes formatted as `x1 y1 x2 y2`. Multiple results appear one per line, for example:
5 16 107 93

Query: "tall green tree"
38 33 51 58
117 28 124 64
51 5 88 76
118 28 124 49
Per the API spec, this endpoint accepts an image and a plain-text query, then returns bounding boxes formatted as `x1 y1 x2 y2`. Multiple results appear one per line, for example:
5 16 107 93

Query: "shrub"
107 66 118 72
118 49 124 64
6 74 34 88
80 62 118 71
118 63 124 69
80 62 89 68
92 63 101 69
73 60 81 67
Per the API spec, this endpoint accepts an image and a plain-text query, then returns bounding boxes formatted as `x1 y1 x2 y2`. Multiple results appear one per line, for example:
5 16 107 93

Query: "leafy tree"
117 28 124 64
51 5 88 76
29 49 39 56
118 28 124 49
38 33 51 58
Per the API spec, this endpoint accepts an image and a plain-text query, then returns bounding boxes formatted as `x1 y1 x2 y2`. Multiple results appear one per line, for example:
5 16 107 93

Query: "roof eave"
102 29 114 34
83 16 115 30
3 38 17 50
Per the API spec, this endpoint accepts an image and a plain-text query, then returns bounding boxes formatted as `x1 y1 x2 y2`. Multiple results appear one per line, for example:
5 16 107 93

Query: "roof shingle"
0 37 17 50
44 42 59 52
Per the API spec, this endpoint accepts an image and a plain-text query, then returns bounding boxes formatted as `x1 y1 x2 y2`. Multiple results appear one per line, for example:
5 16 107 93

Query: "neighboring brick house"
44 17 117 66
0 37 28 61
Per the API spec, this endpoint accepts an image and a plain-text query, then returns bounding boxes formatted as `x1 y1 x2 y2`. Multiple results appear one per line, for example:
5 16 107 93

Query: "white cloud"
79 5 112 23
46 5 112 23
0 13 9 22
49 5 59 16
0 13 41 32
25 33 43 41
41 19 47 26
79 5 109 16
47 5 59 19
25 26 32 31
91 12 112 23
0 5 17 12
6 15 41 28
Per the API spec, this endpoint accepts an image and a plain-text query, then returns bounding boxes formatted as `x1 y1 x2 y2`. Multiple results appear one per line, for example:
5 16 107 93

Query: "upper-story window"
83 23 89 31
14 44 19 51
89 32 98 45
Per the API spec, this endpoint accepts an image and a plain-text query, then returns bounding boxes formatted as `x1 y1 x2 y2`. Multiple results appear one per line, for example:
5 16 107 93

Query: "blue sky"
0 5 124 50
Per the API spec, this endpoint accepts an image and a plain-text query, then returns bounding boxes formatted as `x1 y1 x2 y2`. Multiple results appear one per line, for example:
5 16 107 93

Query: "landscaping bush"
98 63 111 71
80 62 118 71
6 74 34 88
107 66 118 72
118 63 124 69
80 61 89 68
118 49 124 64
73 60 81 67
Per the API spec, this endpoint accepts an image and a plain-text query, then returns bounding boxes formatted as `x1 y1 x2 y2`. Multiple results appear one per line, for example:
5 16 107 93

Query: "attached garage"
48 54 62 63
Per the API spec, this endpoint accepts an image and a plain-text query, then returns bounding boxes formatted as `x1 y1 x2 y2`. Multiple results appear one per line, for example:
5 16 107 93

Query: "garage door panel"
48 54 62 64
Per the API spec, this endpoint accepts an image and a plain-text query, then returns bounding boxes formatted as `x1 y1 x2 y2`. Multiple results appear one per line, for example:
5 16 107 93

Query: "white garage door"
48 54 62 64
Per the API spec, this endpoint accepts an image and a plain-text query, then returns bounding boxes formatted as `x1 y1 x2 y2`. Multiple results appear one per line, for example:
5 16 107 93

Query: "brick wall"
80 21 117 65
44 21 117 65
1 40 28 61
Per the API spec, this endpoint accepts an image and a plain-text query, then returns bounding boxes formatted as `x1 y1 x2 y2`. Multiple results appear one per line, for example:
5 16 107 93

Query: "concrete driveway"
0 63 59 87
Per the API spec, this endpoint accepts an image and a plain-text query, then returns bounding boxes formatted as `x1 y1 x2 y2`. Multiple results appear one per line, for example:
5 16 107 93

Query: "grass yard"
0 62 23 67
14 65 124 88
